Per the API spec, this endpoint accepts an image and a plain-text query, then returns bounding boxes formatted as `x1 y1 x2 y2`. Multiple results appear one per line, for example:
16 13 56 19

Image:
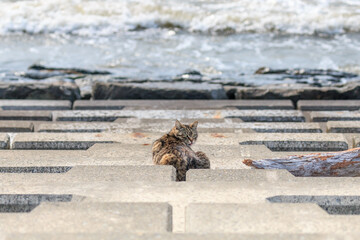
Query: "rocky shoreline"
0 65 359 102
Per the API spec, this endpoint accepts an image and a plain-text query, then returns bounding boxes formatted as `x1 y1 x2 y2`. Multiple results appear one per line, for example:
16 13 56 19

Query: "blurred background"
1 0 360 87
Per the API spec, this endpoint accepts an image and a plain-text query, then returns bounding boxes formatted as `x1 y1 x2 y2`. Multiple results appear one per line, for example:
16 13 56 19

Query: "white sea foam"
1 0 360 36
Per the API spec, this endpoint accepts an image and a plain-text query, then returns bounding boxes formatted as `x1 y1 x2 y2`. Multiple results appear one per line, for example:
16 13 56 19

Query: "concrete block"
0 165 176 182
327 121 360 133
0 111 52 121
36 122 131 133
298 100 360 111
311 111 360 122
5 233 353 240
238 133 349 151
93 81 227 99
54 110 305 122
237 122 322 133
0 194 78 213
11 133 117 150
186 169 294 181
185 203 360 234
0 121 33 132
267 195 360 215
0 202 172 233
0 100 71 111
74 100 294 110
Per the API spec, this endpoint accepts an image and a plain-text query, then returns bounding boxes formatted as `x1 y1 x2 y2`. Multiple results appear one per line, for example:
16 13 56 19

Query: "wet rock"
255 67 358 78
22 65 111 80
173 70 209 82
93 81 227 99
230 81 360 102
0 82 80 101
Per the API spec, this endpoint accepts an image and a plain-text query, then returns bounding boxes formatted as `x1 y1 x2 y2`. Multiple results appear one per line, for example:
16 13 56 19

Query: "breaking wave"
1 0 360 36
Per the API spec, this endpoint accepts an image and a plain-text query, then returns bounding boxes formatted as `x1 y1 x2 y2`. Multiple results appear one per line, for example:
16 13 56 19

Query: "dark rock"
255 67 358 78
22 65 111 80
0 82 80 101
93 81 227 99
229 81 360 102
173 70 206 82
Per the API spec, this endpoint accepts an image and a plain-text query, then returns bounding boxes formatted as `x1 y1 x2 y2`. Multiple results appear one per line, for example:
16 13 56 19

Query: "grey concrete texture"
327 121 360 133
53 109 305 122
73 100 294 110
0 202 172 233
298 100 360 111
93 81 227 99
6 233 359 240
238 133 350 151
35 121 321 133
0 110 52 121
311 111 360 122
186 169 294 181
0 165 176 182
0 100 71 111
2 176 360 232
185 203 360 234
0 121 34 132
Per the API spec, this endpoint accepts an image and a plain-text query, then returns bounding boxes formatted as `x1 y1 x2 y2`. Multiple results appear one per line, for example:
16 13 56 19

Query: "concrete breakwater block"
5 233 352 240
10 133 162 149
311 111 360 122
93 82 227 99
229 81 360 101
0 202 172 233
238 133 349 151
0 111 52 121
327 121 360 133
186 169 294 182
0 100 71 111
53 110 305 122
0 121 33 132
35 121 321 133
267 195 360 215
0 165 176 182
0 82 80 101
0 194 77 213
185 203 360 234
298 100 360 111
73 100 294 110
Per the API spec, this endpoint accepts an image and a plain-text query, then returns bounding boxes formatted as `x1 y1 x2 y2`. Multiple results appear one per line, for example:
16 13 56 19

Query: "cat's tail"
158 154 187 181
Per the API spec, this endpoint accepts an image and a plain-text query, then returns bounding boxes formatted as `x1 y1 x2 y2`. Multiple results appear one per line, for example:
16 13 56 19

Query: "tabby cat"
152 120 210 181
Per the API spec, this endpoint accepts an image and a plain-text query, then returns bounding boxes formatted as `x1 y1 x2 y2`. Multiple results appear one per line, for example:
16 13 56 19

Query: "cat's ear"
190 121 198 129
175 120 183 129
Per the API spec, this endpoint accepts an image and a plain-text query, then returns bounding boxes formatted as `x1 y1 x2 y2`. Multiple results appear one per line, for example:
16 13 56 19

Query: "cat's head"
172 120 198 146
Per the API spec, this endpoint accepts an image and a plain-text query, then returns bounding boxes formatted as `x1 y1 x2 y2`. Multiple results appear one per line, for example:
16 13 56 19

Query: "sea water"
0 0 360 83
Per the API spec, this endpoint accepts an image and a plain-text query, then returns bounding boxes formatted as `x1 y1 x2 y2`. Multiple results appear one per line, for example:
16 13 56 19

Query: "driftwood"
243 148 360 177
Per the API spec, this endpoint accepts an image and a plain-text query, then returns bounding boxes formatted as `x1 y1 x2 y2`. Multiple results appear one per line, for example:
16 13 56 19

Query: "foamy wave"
1 0 360 36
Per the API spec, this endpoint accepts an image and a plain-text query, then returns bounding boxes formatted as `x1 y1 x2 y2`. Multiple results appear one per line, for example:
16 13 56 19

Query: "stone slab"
2 178 360 232
93 81 227 99
238 133 349 151
0 165 176 182
0 111 52 121
0 121 33 132
0 100 71 111
53 110 305 122
36 121 320 133
298 100 360 111
185 203 360 234
311 111 360 122
6 233 356 240
73 100 294 110
327 121 360 133
186 169 294 181
0 202 172 233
